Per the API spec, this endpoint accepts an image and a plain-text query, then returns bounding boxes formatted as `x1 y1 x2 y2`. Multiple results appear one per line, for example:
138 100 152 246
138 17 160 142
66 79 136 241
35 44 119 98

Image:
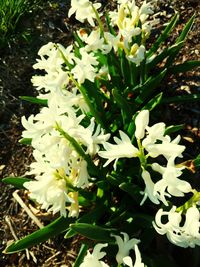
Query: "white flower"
152 157 192 205
142 122 185 160
76 117 110 156
146 142 185 160
68 0 101 27
127 45 146 66
153 206 200 248
135 110 149 139
140 170 160 205
123 245 146 267
98 130 139 170
71 49 98 84
139 1 154 23
24 169 73 217
80 243 109 267
21 100 78 143
78 28 106 53
31 43 74 92
112 232 140 264
142 122 166 147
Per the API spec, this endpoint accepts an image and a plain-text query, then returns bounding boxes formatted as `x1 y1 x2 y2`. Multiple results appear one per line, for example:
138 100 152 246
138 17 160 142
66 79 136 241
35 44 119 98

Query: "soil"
0 0 199 266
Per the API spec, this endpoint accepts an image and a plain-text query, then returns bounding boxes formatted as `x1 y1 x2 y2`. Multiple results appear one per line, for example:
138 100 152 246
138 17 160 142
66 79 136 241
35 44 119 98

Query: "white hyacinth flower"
80 243 109 267
135 110 149 139
153 206 200 248
24 170 73 217
140 169 160 205
78 28 106 53
127 45 146 66
146 142 185 160
71 48 98 84
112 232 140 264
123 244 146 267
32 43 74 93
152 157 192 205
68 0 101 27
98 130 139 170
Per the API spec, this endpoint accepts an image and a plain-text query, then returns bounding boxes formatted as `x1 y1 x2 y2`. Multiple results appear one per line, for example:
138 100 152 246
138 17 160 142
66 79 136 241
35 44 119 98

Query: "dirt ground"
0 0 199 266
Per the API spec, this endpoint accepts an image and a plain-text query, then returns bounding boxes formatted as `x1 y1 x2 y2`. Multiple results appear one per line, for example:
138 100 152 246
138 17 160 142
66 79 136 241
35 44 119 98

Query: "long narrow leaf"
133 69 167 107
112 88 132 125
73 244 89 267
147 13 179 57
161 94 200 104
20 96 47 106
55 124 99 176
147 41 184 71
142 92 163 111
169 60 200 74
176 14 196 44
166 14 195 68
70 223 115 242
4 217 74 254
2 177 31 189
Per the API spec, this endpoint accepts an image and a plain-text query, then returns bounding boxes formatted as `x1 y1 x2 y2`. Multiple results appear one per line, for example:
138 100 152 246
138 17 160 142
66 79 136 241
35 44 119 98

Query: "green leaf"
147 13 179 57
64 203 106 239
134 69 167 107
4 216 74 254
20 96 47 106
70 223 115 242
164 124 184 135
169 60 200 74
112 88 132 125
194 153 200 169
176 14 195 44
73 243 89 267
19 138 32 145
147 41 184 71
142 92 163 111
119 182 141 204
161 94 200 104
2 177 31 189
166 14 195 68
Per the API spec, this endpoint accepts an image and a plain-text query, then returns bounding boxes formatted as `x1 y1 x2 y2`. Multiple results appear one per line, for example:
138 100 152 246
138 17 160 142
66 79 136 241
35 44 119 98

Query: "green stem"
68 72 107 129
137 138 147 169
90 3 106 42
55 123 99 176
176 189 200 213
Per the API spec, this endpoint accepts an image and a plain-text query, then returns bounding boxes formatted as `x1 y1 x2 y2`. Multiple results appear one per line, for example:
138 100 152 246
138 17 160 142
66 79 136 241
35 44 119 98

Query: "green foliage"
2 3 199 267
4 216 74 253
0 0 41 48
2 176 31 189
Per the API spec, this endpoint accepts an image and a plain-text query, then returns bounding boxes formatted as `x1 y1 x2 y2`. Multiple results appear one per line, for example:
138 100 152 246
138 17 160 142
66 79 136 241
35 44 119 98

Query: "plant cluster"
3 0 200 266
0 0 41 48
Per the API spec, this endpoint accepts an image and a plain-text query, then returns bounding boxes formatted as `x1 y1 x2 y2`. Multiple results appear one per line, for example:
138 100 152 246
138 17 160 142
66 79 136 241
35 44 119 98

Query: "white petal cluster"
22 88 109 216
152 157 192 205
31 42 73 93
112 232 140 264
153 206 200 248
71 48 99 84
68 0 101 26
79 233 146 267
123 245 146 267
98 130 139 170
79 243 109 267
108 0 158 64
98 110 191 206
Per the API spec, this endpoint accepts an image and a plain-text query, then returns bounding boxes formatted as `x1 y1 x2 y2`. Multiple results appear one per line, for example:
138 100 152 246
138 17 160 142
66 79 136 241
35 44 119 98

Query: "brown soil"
0 0 199 266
